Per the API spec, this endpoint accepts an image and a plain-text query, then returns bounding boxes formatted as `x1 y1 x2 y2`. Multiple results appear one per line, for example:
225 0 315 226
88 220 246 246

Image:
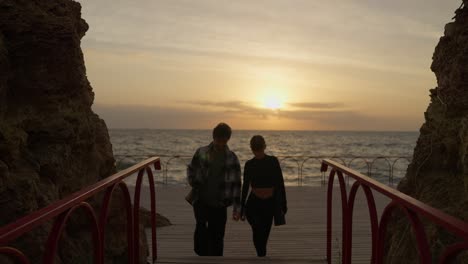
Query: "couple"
187 122 288 257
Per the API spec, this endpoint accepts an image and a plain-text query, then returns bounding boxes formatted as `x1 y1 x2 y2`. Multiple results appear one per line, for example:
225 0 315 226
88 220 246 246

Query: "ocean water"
110 129 418 187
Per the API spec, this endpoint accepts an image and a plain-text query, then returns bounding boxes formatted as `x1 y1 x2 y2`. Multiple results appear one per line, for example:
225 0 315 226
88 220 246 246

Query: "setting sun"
263 96 282 110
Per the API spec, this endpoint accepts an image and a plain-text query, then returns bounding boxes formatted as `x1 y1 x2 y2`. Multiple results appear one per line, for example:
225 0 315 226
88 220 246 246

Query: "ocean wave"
110 130 416 187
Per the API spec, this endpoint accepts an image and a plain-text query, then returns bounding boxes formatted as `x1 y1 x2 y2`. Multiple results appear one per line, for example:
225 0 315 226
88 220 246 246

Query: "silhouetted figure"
241 135 287 257
187 122 242 256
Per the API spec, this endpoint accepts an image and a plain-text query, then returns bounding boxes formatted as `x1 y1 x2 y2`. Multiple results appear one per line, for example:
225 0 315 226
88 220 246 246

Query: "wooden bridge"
145 185 390 263
1 157 467 264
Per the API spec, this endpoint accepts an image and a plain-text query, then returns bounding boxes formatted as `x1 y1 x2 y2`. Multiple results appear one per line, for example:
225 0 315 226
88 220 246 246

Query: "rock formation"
0 1 153 263
385 1 468 263
141 209 172 228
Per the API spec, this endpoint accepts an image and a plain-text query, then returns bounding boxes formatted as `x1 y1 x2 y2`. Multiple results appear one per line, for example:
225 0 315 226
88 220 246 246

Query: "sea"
110 129 418 187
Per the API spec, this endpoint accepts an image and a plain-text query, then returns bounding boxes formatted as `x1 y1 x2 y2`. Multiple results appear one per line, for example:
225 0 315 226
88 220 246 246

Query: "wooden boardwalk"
137 186 390 264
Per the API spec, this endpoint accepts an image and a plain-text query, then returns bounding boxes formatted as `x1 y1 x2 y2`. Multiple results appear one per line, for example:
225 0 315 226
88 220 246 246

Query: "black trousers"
246 194 274 257
193 203 227 256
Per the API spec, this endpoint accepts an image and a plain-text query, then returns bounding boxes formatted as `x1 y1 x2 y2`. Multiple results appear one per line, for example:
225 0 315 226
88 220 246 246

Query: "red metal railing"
0 157 161 264
321 159 468 264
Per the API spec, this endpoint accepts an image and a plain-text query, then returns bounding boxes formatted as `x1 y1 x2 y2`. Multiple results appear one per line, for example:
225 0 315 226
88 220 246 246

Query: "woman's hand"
232 211 240 221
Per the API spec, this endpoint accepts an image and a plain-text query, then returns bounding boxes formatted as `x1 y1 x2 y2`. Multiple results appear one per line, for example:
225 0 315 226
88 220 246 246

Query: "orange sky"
77 0 461 130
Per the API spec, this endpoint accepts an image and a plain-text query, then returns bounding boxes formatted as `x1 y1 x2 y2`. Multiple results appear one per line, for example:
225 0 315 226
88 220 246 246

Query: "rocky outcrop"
140 209 173 228
385 1 468 263
0 1 147 263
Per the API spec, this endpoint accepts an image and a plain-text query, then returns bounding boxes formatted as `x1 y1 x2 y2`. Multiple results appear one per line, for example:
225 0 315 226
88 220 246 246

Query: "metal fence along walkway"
115 154 412 187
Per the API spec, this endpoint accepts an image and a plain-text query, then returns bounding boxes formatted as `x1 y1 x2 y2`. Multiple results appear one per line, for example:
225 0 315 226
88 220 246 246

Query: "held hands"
233 210 247 221
238 211 246 221
232 211 240 221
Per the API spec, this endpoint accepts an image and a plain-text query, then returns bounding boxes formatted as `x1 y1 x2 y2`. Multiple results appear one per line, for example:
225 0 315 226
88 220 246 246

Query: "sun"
263 96 282 110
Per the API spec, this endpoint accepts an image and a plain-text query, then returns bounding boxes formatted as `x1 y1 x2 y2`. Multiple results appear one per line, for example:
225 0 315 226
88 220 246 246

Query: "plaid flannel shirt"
187 142 242 212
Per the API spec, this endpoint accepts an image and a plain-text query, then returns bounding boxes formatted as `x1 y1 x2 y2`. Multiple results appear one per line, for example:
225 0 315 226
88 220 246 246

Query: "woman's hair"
212 122 232 139
250 135 266 151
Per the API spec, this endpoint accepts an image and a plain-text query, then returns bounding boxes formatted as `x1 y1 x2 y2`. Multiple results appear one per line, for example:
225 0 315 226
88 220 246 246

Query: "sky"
77 0 462 131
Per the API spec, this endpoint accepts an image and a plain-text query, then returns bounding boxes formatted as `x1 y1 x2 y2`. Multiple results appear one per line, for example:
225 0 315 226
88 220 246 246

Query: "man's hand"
232 211 240 221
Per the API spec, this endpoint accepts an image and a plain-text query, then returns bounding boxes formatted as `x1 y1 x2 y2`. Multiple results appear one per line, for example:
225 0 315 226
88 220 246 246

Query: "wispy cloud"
279 109 359 121
93 103 420 131
181 100 274 119
77 0 454 130
183 100 251 110
78 0 459 75
179 100 373 125
181 100 352 119
288 102 346 109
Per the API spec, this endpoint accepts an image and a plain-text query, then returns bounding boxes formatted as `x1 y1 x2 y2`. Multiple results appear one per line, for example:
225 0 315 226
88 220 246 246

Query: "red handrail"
321 159 468 264
0 156 161 264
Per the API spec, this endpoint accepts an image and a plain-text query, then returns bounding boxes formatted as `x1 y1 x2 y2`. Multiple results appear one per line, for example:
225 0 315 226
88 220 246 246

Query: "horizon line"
107 127 419 133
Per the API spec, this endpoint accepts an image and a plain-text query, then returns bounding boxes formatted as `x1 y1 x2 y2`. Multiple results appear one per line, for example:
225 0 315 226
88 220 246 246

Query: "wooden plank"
156 256 326 263
131 186 390 264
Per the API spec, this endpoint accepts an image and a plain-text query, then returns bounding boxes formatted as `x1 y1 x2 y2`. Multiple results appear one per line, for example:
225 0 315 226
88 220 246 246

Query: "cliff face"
0 1 145 263
386 1 468 263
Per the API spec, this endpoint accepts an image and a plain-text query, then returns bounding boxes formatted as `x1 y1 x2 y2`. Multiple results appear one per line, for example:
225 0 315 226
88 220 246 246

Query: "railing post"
133 169 146 264
42 203 102 264
0 247 30 264
146 166 158 263
322 159 468 264
326 169 335 264
0 157 161 264
336 171 349 264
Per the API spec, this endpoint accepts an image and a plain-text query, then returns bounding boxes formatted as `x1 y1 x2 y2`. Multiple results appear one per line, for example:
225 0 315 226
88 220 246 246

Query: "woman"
240 135 287 257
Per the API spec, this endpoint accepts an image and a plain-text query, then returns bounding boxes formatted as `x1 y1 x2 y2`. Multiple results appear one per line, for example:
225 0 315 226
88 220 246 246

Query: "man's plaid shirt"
187 142 242 212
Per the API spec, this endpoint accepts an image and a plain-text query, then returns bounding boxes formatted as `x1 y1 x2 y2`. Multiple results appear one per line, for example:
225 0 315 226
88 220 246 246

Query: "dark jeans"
193 203 227 256
246 194 274 257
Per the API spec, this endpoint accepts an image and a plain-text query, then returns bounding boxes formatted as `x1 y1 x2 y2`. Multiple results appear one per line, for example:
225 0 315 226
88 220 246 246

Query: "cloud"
78 0 459 76
288 102 346 109
277 109 420 131
279 109 355 120
181 100 353 120
181 100 273 119
93 102 421 131
92 104 221 129
183 100 251 110
82 35 430 77
182 100 355 120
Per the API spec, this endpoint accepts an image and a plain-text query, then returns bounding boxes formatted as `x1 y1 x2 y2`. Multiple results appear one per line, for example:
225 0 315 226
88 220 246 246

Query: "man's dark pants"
193 203 227 256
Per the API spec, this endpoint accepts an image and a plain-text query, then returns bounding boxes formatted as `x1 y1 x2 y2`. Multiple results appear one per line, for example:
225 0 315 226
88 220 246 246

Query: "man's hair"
212 122 232 139
250 135 266 151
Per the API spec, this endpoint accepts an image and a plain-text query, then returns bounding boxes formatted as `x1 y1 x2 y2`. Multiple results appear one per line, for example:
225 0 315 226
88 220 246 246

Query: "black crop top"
240 155 287 215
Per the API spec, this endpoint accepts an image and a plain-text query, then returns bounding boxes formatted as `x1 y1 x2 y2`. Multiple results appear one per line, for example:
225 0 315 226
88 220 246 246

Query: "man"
187 122 241 256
